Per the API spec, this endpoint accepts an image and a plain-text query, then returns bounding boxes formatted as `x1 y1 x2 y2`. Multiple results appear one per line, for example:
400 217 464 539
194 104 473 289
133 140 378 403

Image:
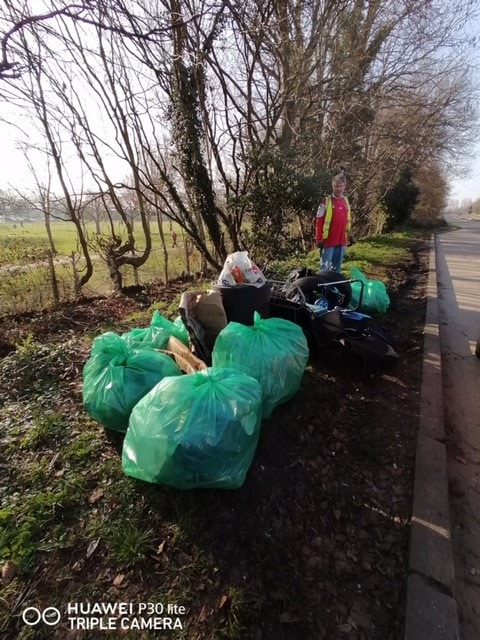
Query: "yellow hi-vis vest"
322 195 351 242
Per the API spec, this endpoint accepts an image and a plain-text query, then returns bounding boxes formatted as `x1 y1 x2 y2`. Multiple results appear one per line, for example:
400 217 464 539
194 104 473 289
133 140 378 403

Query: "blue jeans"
320 245 346 272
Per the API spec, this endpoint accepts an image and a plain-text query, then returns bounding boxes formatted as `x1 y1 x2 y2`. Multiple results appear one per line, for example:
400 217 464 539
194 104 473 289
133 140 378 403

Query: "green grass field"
0 220 184 264
0 219 430 317
0 220 203 316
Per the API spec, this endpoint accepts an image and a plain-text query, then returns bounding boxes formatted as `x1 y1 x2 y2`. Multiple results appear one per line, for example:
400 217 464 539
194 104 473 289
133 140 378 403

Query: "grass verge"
0 225 431 639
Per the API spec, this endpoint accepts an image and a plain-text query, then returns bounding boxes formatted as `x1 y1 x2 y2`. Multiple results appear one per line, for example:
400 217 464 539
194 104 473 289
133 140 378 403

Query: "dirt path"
436 214 480 639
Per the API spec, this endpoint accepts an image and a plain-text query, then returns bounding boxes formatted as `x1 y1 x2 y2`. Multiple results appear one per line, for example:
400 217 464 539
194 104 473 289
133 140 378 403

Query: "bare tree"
2 0 479 274
0 1 115 82
412 162 449 224
7 37 96 288
11 144 58 256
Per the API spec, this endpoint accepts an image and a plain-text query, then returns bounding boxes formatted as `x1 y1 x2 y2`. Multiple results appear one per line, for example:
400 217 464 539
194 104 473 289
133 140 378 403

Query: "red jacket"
315 196 350 247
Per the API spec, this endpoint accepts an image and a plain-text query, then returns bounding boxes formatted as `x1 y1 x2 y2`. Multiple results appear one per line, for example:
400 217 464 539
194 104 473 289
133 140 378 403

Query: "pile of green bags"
83 308 310 489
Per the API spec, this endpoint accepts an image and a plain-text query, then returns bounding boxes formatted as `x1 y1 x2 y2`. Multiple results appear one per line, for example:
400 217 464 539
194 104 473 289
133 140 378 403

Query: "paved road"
436 214 480 639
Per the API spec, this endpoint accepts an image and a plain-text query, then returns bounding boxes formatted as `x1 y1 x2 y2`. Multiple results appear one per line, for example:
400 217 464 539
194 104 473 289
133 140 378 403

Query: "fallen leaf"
198 605 209 622
86 537 101 559
219 595 230 609
88 488 104 504
157 541 166 554
48 452 60 470
113 573 125 587
1 561 16 584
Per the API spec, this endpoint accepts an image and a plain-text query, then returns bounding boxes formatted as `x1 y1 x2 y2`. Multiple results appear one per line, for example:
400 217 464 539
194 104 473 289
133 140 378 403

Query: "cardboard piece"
163 336 207 374
179 290 228 364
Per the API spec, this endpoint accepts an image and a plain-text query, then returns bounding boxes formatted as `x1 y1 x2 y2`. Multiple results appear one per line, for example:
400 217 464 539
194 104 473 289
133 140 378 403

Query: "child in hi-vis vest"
315 173 354 272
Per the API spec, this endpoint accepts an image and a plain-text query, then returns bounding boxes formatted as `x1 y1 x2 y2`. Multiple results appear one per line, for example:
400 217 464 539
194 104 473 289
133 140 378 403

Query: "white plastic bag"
218 251 266 288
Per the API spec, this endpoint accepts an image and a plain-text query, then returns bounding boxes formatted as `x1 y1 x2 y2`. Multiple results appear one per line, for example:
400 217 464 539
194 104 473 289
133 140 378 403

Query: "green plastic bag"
173 316 190 345
350 267 390 314
122 310 189 350
82 332 182 432
122 368 262 489
212 312 309 419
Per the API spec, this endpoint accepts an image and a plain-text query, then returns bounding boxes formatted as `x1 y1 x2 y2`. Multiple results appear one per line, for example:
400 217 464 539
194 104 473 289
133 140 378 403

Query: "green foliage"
145 296 183 321
345 232 415 268
105 519 155 565
15 459 51 489
264 253 319 280
381 166 420 231
168 59 224 260
215 586 250 639
0 265 55 317
0 233 50 266
19 411 66 450
102 472 138 505
0 481 84 567
240 148 331 262
0 336 69 401
62 431 100 466
266 229 424 280
164 491 207 545
289 172 332 211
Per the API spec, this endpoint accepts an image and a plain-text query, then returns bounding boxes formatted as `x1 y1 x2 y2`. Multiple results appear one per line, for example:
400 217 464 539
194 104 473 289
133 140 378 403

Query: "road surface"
436 213 480 639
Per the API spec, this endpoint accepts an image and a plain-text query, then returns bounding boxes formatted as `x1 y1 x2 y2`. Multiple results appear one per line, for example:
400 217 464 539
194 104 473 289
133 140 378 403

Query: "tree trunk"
44 209 57 255
169 1 226 268
156 208 169 284
47 250 59 304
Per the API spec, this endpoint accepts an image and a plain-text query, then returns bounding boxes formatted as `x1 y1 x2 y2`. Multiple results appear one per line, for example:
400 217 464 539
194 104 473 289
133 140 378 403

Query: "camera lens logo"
22 606 61 626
